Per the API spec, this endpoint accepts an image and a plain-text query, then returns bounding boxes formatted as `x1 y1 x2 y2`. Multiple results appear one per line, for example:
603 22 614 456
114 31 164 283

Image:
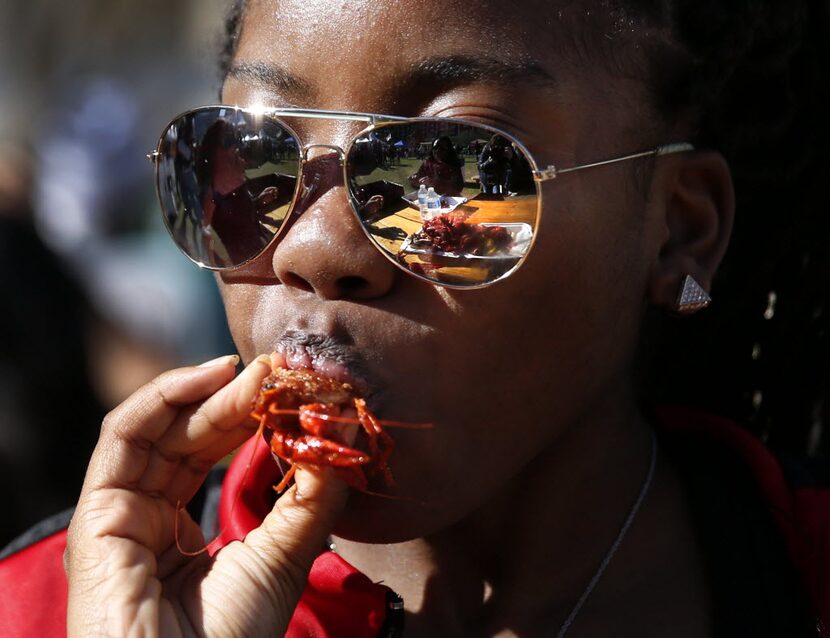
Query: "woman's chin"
331 490 455 544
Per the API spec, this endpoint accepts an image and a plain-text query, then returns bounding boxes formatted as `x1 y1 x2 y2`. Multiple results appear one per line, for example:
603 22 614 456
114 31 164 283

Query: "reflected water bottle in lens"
426 187 440 219
417 184 428 218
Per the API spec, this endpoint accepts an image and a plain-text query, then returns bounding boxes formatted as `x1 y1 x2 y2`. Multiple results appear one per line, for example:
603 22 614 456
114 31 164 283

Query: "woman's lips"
272 329 375 396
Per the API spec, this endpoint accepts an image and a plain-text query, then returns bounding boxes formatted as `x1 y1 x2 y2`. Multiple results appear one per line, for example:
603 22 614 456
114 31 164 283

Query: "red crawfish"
249 367 401 493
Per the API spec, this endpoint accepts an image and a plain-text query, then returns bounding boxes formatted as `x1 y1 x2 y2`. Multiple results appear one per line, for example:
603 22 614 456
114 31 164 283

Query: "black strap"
0 507 74 560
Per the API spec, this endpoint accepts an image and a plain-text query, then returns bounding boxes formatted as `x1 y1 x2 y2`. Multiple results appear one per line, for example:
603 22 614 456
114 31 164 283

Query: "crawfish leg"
296 403 373 463
253 405 296 493
354 398 396 488
303 435 370 466
296 403 344 439
272 465 297 493
271 429 370 467
271 429 370 492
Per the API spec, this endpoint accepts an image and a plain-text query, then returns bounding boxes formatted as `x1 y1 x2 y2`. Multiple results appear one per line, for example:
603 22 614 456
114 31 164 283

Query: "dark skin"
66 1 735 635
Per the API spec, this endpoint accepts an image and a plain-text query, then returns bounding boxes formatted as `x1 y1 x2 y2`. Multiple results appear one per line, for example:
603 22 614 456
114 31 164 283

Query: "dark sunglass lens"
346 121 538 287
156 108 300 268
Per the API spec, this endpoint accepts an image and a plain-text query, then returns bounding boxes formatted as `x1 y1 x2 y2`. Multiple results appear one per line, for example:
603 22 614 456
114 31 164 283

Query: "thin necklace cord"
555 428 658 638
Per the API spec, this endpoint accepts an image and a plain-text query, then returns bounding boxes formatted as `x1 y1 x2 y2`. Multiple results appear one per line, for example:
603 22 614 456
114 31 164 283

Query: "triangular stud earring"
675 275 711 314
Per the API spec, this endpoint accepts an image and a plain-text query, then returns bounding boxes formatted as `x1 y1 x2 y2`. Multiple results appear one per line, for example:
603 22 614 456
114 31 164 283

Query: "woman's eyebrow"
407 54 558 91
227 55 557 104
226 61 316 103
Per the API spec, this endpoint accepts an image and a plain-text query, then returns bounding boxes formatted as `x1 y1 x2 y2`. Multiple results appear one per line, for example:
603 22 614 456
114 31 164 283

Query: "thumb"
245 464 350 583
198 466 349 637
245 418 359 579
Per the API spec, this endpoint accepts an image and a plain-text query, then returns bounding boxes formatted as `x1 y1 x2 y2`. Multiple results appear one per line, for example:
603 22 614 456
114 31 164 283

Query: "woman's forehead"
227 0 655 153
241 0 561 50
232 0 588 106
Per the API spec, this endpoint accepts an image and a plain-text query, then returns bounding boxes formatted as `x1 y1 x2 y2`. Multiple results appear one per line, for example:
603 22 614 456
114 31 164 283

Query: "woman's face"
432 139 451 162
219 0 662 541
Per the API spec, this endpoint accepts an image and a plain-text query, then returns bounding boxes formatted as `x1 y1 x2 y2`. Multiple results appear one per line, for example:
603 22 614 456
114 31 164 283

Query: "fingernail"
269 351 286 369
342 423 359 447
198 354 240 368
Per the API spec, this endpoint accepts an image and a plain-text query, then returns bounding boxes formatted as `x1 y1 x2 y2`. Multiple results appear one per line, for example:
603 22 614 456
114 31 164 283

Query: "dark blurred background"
0 0 236 546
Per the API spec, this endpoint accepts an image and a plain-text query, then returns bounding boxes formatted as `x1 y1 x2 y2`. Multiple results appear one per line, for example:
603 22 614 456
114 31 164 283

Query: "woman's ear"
647 150 735 309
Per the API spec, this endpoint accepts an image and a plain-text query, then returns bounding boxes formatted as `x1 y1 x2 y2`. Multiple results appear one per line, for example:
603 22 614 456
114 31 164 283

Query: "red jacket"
0 408 827 636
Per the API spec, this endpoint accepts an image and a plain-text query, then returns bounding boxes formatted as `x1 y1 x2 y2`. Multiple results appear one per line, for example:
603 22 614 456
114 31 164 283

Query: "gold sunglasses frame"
148 106 693 289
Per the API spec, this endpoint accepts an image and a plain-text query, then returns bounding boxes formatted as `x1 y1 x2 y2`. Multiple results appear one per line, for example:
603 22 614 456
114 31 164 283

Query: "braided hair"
218 0 830 459
630 1 830 461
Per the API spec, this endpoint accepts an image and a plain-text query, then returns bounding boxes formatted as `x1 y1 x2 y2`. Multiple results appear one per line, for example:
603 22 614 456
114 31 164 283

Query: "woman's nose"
270 153 397 300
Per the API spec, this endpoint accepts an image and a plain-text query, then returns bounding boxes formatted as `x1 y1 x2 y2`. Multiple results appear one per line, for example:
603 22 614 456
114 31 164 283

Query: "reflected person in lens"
408 135 464 196
477 134 515 197
196 118 264 264
195 117 294 266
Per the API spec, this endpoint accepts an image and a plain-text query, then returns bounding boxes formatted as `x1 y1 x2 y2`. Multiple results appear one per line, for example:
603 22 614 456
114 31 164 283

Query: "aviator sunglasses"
149 106 692 288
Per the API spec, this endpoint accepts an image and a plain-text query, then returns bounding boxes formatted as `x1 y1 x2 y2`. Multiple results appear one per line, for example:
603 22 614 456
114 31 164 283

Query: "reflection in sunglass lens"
346 121 538 288
156 107 300 268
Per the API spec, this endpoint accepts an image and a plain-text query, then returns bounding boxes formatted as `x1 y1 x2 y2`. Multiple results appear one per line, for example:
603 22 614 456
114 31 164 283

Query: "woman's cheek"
216 281 257 361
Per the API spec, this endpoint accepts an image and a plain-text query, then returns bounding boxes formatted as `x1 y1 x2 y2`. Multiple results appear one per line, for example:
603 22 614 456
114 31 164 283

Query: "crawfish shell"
255 367 356 411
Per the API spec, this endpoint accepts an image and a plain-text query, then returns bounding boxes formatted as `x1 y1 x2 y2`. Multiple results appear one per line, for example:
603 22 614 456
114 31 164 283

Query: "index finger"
82 355 242 494
155 354 276 459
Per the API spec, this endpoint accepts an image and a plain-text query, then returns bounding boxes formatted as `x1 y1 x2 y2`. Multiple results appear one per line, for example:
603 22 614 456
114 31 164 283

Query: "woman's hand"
255 185 281 208
66 355 349 637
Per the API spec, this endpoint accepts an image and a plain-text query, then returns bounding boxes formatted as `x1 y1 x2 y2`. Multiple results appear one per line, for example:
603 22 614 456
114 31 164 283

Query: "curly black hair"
218 0 246 86
218 0 830 460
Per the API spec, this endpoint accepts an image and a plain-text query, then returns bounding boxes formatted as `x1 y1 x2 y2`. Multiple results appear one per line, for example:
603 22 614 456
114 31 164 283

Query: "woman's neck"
331 396 710 636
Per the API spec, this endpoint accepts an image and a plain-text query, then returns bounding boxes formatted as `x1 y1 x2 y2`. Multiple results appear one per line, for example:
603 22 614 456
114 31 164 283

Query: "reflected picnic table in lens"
347 119 539 286
357 188 537 286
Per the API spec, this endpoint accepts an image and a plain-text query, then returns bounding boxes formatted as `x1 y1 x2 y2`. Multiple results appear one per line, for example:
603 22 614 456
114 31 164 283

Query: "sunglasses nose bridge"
294 143 349 210
301 143 346 163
